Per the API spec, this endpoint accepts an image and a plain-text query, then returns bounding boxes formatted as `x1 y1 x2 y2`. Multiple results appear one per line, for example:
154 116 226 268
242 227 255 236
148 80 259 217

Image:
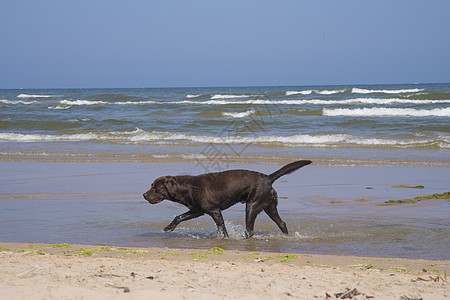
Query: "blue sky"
1 0 449 88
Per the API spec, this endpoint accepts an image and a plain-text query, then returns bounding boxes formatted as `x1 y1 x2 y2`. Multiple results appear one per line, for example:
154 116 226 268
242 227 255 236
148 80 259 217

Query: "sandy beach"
0 242 448 300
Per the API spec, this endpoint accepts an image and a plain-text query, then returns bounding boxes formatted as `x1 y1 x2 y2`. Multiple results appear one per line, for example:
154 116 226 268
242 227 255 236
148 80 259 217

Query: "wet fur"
143 160 312 238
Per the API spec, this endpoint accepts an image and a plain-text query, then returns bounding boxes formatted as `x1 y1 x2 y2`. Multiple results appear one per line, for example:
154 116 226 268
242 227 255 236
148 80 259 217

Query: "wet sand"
0 242 449 300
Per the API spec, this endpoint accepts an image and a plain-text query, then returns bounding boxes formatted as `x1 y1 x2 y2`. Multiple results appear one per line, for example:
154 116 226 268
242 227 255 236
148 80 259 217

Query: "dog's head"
143 176 177 204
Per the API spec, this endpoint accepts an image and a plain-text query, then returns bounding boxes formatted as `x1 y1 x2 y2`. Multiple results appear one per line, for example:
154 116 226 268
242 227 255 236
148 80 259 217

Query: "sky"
1 0 449 89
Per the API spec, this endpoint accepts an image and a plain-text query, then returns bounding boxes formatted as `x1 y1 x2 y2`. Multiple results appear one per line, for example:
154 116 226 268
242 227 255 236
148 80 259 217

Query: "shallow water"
0 161 448 260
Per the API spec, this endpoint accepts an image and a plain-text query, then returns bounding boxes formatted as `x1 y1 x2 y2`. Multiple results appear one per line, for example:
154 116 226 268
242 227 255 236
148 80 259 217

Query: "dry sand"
0 242 448 300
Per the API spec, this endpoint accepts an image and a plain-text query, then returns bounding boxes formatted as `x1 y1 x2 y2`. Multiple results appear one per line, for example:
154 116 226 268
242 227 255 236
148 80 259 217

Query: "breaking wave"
174 98 450 106
1 128 448 149
323 107 450 117
222 110 256 118
17 94 59 98
210 94 257 100
351 88 424 94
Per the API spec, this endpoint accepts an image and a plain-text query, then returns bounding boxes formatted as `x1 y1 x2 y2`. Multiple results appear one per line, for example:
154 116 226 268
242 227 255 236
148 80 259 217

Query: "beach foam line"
1 129 448 149
323 107 450 117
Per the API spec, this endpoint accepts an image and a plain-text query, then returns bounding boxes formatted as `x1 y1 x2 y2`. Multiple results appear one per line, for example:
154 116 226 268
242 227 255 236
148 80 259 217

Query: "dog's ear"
164 176 177 198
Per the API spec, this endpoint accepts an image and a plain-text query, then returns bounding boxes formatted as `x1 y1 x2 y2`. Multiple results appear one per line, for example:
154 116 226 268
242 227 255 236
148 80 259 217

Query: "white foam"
0 132 100 142
115 101 157 105
2 129 447 149
286 89 346 96
48 105 71 110
0 99 38 105
59 100 108 106
210 94 255 100
222 110 255 118
173 98 450 106
186 94 201 98
352 88 424 94
286 90 313 96
17 94 58 98
323 107 450 117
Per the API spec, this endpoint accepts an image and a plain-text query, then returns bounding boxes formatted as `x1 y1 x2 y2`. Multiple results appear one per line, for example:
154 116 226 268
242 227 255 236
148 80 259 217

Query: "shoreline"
1 150 449 167
1 242 448 299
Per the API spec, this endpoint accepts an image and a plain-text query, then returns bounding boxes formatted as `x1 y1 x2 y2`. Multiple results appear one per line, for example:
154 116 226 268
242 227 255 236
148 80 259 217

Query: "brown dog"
143 160 312 238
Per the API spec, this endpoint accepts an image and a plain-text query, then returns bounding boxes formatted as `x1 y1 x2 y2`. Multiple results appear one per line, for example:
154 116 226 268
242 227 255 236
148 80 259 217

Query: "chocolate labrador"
143 160 312 238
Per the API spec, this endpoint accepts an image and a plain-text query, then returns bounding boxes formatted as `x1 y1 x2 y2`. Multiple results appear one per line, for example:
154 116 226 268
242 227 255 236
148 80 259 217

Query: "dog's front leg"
208 210 228 238
164 210 204 232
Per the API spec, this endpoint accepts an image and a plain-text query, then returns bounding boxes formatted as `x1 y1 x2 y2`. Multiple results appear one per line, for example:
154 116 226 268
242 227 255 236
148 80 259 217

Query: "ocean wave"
115 101 157 105
1 129 447 149
351 88 424 94
48 105 71 110
174 98 450 106
222 110 256 118
323 107 450 117
286 89 346 96
17 94 59 98
286 90 313 96
186 94 201 98
59 100 109 106
210 94 257 100
0 99 38 105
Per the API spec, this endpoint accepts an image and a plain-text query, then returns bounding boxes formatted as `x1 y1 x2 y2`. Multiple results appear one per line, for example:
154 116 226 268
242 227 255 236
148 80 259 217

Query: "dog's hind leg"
245 201 265 238
164 210 204 232
264 203 288 235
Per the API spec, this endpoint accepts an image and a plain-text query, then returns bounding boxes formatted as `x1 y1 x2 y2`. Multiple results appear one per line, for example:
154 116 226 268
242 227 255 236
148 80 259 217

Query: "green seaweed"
306 263 330 268
189 253 208 261
245 256 273 262
275 254 297 262
51 243 70 248
21 246 42 250
330 201 345 204
391 185 424 189
389 267 407 273
90 246 111 252
116 250 148 256
381 191 450 206
414 191 450 201
158 253 180 259
355 199 370 202
384 199 417 205
0 247 11 252
208 247 225 255
348 263 374 270
73 248 93 256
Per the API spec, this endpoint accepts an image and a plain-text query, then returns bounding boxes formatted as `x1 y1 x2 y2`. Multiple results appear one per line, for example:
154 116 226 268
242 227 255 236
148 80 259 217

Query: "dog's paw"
163 226 175 232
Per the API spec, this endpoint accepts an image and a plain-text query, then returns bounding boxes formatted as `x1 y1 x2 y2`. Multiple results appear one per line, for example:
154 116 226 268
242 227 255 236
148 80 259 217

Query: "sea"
1 83 449 260
1 83 449 165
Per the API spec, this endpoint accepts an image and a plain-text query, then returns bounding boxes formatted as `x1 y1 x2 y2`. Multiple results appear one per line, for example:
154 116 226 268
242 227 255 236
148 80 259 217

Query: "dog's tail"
268 160 312 184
